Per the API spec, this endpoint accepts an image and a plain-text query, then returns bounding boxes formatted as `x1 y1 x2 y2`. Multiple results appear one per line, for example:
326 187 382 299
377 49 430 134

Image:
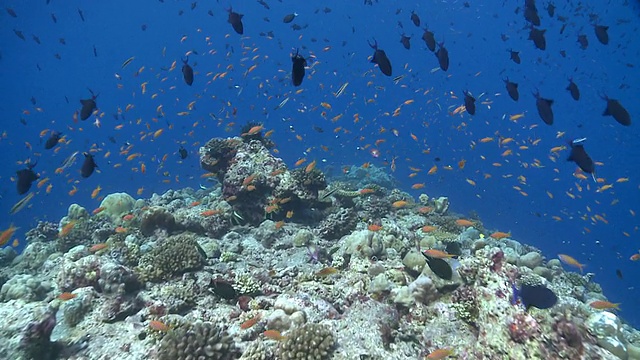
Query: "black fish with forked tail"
227 7 244 35
182 57 194 86
80 89 98 121
567 138 595 180
368 39 392 76
16 162 39 195
81 152 98 178
291 49 307 87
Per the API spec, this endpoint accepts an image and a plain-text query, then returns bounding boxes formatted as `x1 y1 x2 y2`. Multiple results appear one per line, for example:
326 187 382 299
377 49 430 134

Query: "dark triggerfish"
528 27 546 50
508 49 521 64
566 79 580 101
368 39 392 76
79 90 98 121
463 90 476 115
399 33 411 50
534 91 554 125
435 42 449 71
421 27 436 52
601 95 631 126
504 79 519 101
594 25 609 45
567 138 595 176
182 57 193 86
410 11 420 27
227 7 244 35
291 49 307 87
44 131 62 150
16 163 39 195
81 152 98 178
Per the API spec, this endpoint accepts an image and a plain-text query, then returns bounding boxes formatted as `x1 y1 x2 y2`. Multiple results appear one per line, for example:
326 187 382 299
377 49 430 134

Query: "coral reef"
156 321 238 360
136 233 206 282
277 323 335 360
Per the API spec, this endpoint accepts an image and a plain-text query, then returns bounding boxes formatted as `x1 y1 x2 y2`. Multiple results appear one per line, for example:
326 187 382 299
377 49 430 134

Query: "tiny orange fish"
294 158 306 167
149 320 170 332
392 200 408 208
427 165 438 175
240 314 262 329
189 201 201 207
275 220 285 230
368 224 382 231
115 226 128 234
426 348 455 359
201 209 221 217
286 210 294 219
122 214 135 221
263 329 286 341
243 125 264 136
305 160 317 173
0 224 20 247
589 301 620 310
455 219 474 227
490 231 511 240
89 243 108 253
59 221 76 238
411 183 425 190
630 253 640 261
558 254 586 273
242 174 256 186
58 292 77 301
417 206 433 214
359 188 375 195
92 206 106 215
315 267 339 277
421 225 438 233
423 249 456 259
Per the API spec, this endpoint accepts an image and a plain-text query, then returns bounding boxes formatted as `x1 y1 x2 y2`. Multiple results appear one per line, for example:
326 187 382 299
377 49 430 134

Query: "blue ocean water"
1 0 638 327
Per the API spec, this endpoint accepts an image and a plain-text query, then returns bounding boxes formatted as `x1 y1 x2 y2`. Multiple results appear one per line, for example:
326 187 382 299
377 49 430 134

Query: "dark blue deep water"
1 1 639 327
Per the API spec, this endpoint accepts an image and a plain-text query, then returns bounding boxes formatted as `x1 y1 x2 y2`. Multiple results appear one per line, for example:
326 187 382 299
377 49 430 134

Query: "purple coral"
490 249 504 272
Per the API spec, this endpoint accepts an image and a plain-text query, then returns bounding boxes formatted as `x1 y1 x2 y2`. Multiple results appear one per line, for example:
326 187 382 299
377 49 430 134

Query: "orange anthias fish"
368 224 382 231
89 243 108 253
426 348 455 359
315 267 339 277
57 292 77 301
58 221 76 238
455 219 474 227
263 329 286 341
589 300 620 310
392 200 409 208
630 253 640 261
0 224 20 247
423 249 456 259
149 320 170 332
421 225 438 233
558 254 586 273
240 314 262 329
490 231 511 240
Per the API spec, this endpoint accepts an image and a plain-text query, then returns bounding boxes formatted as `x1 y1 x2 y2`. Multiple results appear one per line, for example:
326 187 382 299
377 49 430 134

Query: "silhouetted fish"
81 152 98 178
594 25 609 45
567 138 595 175
516 283 557 310
566 79 580 101
534 91 553 125
45 131 62 149
546 3 555 17
283 12 297 23
504 79 519 101
529 27 546 50
602 95 631 126
410 11 420 27
368 39 392 76
80 91 98 121
179 146 188 159
524 0 540 26
509 49 521 64
463 90 476 115
291 49 307 87
399 33 411 50
182 57 194 86
16 163 39 195
577 34 588 50
421 27 436 52
435 42 449 71
227 7 244 35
